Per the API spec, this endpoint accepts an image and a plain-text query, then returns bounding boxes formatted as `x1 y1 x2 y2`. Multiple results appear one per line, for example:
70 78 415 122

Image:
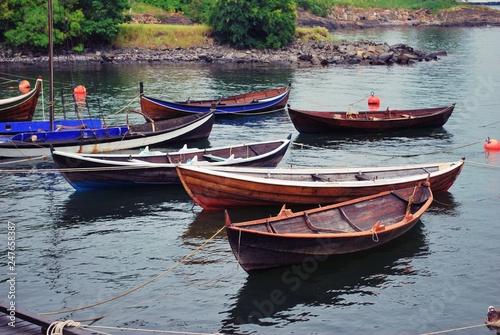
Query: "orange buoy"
368 91 380 106
484 137 500 151
18 79 31 94
73 84 87 104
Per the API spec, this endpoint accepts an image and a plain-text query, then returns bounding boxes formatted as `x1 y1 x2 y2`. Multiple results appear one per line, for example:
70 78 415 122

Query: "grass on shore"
115 24 213 48
114 25 335 49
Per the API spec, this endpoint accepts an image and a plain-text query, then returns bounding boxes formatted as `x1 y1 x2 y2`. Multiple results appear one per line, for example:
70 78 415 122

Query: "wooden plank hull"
288 104 455 133
0 112 214 158
225 184 433 272
140 84 291 120
176 159 464 210
51 135 291 190
0 77 42 122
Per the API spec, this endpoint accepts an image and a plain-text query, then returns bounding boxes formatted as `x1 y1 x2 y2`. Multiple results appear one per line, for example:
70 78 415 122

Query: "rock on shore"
0 40 447 67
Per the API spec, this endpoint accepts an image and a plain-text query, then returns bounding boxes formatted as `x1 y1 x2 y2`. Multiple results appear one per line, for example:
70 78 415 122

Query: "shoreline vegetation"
1 5 500 66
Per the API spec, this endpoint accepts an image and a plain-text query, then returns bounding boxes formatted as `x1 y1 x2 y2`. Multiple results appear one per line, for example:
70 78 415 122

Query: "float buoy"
367 91 380 110
18 79 30 94
73 84 87 103
484 137 500 151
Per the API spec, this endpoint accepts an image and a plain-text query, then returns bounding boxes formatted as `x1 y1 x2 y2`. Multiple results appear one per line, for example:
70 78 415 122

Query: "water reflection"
59 185 191 224
429 192 460 217
220 224 428 332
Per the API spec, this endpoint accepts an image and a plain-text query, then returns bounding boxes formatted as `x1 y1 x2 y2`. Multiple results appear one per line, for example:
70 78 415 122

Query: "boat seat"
339 208 363 232
303 212 344 234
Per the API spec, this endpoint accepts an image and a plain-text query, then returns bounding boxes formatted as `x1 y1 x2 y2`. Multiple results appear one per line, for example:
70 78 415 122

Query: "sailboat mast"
48 0 54 131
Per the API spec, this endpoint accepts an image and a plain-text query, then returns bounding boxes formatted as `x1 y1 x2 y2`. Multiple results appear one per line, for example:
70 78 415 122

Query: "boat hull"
0 118 103 135
51 135 291 190
177 159 464 210
140 85 291 120
0 77 42 122
0 112 214 158
288 104 455 133
225 185 433 272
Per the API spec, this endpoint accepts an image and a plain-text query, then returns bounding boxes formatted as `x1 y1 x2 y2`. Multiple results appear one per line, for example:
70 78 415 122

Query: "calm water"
1 26 500 335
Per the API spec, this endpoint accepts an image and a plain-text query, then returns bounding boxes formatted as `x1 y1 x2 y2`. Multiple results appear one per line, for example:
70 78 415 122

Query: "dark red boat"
287 103 455 133
0 77 42 122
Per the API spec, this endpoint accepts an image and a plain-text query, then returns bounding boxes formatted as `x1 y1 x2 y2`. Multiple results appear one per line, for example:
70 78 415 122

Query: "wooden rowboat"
176 158 464 210
51 135 291 191
140 83 291 120
0 111 215 158
287 104 455 133
0 77 42 122
225 182 433 272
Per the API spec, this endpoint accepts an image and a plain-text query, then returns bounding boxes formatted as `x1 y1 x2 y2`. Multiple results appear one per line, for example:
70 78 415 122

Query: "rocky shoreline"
1 6 499 67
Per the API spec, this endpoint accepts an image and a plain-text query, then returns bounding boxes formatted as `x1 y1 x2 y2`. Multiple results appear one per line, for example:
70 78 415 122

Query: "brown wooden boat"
140 83 291 120
225 182 433 272
287 103 455 133
176 158 464 210
0 77 42 122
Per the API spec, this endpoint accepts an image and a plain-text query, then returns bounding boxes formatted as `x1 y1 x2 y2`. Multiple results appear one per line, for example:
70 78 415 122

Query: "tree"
208 0 297 49
1 0 130 50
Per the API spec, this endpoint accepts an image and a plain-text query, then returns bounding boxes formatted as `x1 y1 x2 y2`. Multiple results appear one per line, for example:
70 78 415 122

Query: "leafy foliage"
0 0 130 50
208 0 297 49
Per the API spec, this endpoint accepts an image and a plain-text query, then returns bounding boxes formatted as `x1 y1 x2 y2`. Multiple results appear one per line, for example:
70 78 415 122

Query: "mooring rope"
47 319 223 335
419 323 486 334
292 140 482 158
39 225 226 316
466 160 500 170
82 325 222 335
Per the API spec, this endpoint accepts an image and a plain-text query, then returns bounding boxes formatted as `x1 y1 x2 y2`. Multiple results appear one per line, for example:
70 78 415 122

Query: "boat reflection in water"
59 185 191 225
220 223 428 332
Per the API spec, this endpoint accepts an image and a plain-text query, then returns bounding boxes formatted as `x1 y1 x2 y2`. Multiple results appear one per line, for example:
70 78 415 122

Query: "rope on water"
0 156 48 166
466 160 500 170
39 225 226 316
82 324 222 335
347 93 372 107
292 140 482 158
419 323 486 335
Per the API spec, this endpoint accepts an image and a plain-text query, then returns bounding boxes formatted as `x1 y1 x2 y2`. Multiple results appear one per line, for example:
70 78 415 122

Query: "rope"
46 320 82 335
0 156 48 166
39 225 226 316
419 323 486 334
83 325 222 335
292 140 482 158
347 94 372 107
466 160 500 170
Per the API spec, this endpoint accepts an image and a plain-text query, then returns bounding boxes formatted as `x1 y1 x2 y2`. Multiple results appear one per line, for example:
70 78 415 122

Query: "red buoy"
73 84 87 104
484 137 500 151
368 91 380 106
18 79 30 94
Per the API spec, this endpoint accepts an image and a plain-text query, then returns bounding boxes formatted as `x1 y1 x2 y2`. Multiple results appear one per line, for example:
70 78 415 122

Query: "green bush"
208 0 297 49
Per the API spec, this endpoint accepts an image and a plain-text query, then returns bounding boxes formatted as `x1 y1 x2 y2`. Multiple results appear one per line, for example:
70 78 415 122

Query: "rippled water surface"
1 26 499 335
